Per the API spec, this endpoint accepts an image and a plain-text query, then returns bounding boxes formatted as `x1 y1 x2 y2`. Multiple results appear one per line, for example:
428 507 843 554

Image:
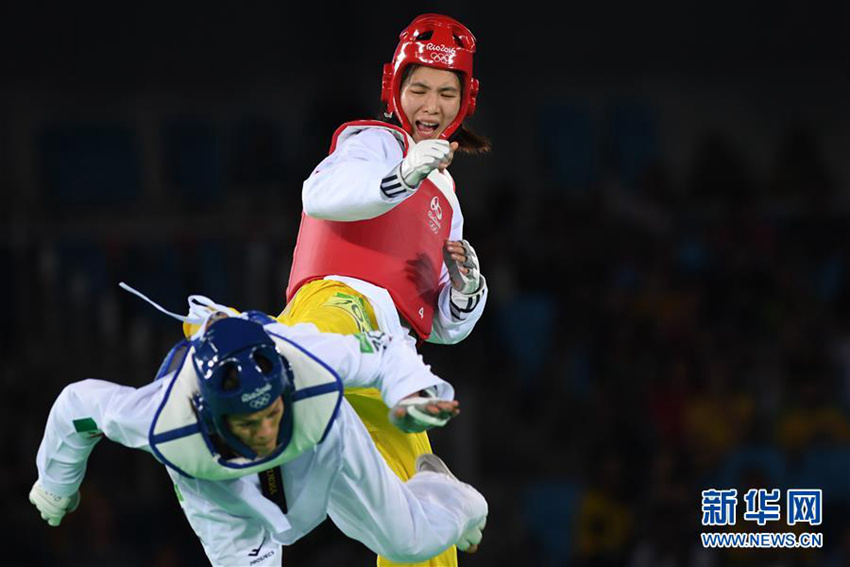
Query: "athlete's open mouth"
416 121 439 137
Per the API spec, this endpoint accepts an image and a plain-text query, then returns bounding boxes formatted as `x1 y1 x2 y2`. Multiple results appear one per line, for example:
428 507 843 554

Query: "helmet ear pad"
381 63 395 108
467 78 479 116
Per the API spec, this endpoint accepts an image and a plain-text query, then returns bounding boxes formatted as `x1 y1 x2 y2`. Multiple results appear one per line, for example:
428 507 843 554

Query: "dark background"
4 2 850 565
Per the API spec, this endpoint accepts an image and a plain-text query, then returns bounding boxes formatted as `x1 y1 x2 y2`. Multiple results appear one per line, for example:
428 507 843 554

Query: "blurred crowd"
3 87 849 567
471 118 850 566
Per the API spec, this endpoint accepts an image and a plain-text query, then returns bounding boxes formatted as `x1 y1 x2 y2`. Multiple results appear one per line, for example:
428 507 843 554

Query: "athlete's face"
227 397 284 457
400 66 461 143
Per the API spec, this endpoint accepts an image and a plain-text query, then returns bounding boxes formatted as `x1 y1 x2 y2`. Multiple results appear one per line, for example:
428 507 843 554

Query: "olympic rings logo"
430 52 453 65
248 393 271 409
430 196 443 220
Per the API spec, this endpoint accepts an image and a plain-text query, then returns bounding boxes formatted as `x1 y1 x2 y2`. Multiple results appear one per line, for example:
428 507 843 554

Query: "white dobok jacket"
35 318 487 566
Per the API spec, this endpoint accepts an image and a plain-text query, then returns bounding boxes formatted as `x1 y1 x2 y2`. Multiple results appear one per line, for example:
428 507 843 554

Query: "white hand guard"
444 239 483 295
401 139 452 187
29 481 80 527
381 140 452 199
457 518 486 552
389 396 456 434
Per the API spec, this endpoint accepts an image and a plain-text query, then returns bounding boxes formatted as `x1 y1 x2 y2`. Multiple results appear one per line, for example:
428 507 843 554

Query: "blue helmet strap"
277 401 294 454
192 394 237 459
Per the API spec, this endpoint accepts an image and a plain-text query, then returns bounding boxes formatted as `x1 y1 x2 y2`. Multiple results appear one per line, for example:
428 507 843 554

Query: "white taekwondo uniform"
34 317 488 566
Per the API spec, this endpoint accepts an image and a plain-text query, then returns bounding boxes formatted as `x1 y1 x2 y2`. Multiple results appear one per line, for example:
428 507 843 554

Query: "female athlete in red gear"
280 15 491 566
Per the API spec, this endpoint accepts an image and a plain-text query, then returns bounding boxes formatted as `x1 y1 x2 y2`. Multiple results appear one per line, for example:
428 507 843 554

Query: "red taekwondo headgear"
381 14 479 140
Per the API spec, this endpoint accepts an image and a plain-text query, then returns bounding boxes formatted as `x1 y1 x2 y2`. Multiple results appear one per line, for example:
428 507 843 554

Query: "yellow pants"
277 280 458 567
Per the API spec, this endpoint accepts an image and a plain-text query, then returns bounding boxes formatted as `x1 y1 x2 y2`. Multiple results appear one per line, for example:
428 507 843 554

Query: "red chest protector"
287 121 455 340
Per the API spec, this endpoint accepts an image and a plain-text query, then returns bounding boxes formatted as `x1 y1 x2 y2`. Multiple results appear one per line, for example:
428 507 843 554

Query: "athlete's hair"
379 64 491 155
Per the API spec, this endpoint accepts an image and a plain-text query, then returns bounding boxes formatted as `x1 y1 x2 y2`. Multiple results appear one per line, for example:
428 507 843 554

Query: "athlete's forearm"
302 161 402 221
428 271 488 345
365 331 454 406
36 380 110 495
36 379 161 495
302 128 411 221
266 322 452 406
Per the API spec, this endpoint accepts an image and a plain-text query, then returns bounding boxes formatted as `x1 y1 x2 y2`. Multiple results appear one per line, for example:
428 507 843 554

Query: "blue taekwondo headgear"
190 317 295 460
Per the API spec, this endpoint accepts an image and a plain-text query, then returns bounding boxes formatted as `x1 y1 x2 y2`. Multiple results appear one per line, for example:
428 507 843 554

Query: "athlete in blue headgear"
190 315 296 461
29 297 487 566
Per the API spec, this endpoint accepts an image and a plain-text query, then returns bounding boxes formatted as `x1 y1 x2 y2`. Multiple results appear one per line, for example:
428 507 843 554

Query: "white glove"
401 139 452 188
457 518 487 552
29 481 80 527
443 239 483 295
389 394 457 433
381 140 452 198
